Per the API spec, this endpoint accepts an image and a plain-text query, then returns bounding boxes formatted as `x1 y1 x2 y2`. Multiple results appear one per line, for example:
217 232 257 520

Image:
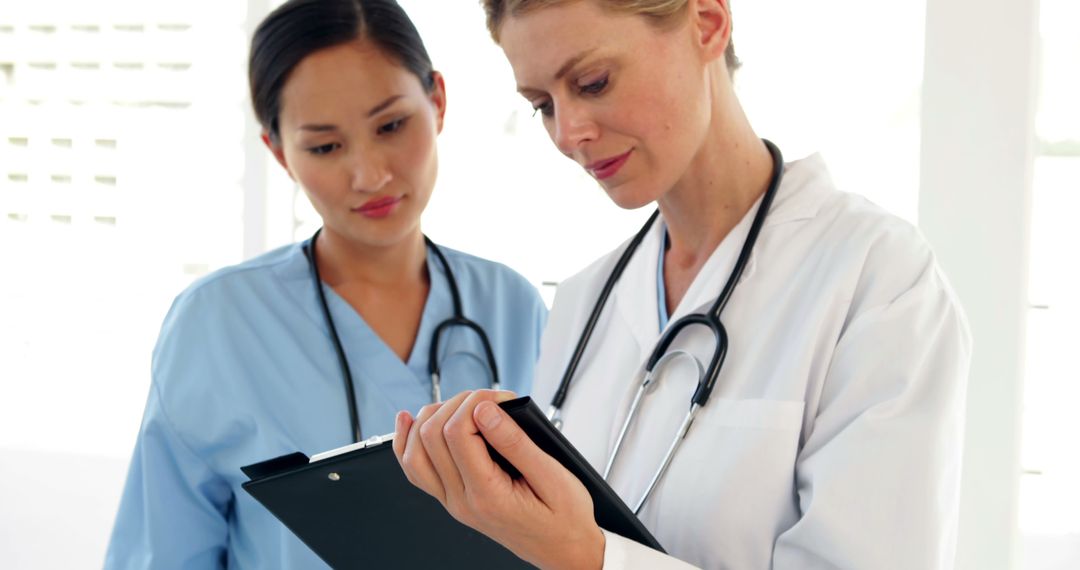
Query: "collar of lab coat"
611 153 835 359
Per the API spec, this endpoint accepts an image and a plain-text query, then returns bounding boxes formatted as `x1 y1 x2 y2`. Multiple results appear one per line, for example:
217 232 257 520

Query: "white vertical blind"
919 0 1040 567
1019 0 1080 567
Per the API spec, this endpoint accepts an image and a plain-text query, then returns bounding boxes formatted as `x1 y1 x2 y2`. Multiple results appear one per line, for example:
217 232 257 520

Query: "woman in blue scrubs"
104 1 547 567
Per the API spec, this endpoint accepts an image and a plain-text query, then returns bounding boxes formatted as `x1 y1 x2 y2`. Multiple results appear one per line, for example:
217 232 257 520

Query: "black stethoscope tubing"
304 229 500 443
548 139 784 419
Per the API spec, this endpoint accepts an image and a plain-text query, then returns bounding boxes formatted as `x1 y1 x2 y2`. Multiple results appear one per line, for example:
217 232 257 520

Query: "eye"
579 74 608 96
531 99 554 119
307 143 340 156
377 117 408 135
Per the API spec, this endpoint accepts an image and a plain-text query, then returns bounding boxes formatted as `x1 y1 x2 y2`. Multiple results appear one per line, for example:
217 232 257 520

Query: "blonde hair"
480 0 740 73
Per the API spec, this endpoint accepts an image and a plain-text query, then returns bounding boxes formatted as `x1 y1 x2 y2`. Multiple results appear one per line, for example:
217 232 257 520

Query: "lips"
586 149 632 181
353 196 402 218
356 196 400 212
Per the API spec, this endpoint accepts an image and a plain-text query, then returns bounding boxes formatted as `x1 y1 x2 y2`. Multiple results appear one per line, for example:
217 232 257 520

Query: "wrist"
587 526 606 570
543 525 605 570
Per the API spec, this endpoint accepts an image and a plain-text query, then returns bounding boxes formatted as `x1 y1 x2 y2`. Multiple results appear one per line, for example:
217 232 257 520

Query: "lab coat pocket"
648 398 805 568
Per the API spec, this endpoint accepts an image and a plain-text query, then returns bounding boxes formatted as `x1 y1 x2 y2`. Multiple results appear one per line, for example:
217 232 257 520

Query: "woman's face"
499 1 712 209
267 39 445 248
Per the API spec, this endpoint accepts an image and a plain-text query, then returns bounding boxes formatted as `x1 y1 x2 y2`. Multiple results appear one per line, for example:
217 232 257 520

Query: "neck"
658 84 773 271
313 228 428 289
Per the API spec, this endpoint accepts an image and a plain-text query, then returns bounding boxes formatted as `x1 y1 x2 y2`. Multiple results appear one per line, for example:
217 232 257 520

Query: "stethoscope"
547 139 784 513
304 228 500 443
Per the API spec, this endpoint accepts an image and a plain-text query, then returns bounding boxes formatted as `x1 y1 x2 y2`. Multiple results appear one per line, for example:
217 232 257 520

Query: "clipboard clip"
242 434 396 481
309 432 395 463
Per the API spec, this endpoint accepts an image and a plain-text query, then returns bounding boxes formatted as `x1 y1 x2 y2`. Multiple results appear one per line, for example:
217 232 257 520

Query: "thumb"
474 401 572 501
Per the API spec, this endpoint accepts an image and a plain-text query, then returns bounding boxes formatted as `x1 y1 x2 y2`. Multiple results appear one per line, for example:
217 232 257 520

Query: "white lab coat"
531 154 971 569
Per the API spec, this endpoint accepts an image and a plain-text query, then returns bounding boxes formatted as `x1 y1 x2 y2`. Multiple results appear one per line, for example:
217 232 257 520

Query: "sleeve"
104 382 232 569
772 253 972 568
601 531 701 570
513 281 549 397
531 285 550 361
493 265 549 397
104 296 233 569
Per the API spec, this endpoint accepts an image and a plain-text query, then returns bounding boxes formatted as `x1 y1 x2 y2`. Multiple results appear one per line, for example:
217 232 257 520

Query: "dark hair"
249 0 435 144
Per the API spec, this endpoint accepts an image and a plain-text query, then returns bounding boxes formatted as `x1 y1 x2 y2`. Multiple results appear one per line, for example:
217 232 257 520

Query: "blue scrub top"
105 240 548 569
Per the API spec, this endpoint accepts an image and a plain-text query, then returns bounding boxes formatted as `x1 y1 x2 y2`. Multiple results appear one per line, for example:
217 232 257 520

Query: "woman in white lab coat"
392 0 971 568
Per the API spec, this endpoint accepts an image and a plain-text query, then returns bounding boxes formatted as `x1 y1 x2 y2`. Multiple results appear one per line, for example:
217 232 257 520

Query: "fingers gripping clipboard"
241 396 664 569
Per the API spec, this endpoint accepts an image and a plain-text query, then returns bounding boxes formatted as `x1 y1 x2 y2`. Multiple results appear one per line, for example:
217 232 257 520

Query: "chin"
331 217 417 249
359 226 418 249
600 180 659 211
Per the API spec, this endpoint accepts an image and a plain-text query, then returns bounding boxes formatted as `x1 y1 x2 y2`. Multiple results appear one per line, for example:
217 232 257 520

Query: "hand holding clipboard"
394 391 658 569
243 394 662 568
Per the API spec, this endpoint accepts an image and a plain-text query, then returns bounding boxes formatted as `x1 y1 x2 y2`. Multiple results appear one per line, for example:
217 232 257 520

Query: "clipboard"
241 396 664 569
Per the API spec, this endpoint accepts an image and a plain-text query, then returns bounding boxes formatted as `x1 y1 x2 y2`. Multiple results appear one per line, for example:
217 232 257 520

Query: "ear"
261 131 294 180
428 71 447 134
690 0 732 65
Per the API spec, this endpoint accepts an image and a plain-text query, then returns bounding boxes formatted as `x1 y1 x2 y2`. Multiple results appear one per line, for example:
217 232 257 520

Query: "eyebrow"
297 94 405 132
298 124 337 133
517 48 598 94
367 94 403 117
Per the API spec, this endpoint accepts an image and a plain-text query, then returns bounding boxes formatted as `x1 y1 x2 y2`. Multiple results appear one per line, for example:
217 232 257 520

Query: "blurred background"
0 0 1075 567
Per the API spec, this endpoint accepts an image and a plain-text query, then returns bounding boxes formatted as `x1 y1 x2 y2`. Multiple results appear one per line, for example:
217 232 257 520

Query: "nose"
348 147 392 193
551 100 598 157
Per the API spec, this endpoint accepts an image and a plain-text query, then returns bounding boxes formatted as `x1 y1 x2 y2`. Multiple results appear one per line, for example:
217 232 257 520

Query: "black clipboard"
241 396 664 569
